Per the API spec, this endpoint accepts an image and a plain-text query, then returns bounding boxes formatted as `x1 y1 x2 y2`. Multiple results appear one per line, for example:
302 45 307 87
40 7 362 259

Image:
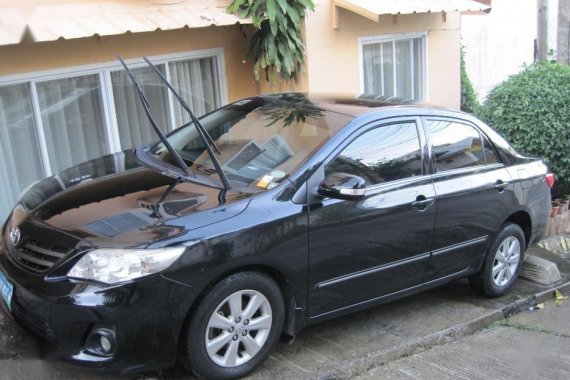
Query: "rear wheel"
469 223 525 297
181 272 284 379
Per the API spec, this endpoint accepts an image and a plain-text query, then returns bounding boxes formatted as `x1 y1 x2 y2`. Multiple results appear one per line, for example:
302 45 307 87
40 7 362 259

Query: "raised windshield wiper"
142 58 221 155
142 56 232 191
116 55 192 177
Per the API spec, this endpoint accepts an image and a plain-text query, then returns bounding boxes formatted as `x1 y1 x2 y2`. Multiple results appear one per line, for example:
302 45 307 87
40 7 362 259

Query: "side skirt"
307 266 477 325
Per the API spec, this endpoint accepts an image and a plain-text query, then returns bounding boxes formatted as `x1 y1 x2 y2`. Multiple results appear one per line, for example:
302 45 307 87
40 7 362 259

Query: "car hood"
13 150 254 248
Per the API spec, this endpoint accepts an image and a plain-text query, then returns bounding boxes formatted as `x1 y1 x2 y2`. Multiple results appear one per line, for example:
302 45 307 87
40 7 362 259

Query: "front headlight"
67 247 186 284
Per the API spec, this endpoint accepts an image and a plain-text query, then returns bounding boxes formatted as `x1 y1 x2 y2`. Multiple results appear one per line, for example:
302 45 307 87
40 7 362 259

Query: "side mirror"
318 172 366 200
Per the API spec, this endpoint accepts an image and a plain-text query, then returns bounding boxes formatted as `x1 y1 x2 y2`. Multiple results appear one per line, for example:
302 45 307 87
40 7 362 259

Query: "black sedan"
0 93 552 379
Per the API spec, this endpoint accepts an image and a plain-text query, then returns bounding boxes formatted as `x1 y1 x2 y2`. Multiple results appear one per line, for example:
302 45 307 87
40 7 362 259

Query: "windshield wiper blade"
142 56 232 191
116 55 191 177
142 57 221 155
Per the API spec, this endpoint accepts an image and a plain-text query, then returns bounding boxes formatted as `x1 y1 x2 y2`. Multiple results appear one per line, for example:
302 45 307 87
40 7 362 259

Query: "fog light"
100 335 112 354
85 326 116 357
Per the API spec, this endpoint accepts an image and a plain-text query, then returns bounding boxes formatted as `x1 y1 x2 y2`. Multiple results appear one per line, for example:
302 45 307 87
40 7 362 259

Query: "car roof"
257 92 463 119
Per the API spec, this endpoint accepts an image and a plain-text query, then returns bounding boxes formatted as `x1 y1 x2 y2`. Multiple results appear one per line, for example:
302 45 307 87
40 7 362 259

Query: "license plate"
0 271 13 311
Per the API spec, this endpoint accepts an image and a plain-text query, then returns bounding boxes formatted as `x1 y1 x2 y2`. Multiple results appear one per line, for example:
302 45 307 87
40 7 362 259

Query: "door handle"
494 180 509 192
411 196 434 210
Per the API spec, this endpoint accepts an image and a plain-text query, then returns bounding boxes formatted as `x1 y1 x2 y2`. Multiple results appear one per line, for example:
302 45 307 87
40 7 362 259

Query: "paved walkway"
358 292 570 380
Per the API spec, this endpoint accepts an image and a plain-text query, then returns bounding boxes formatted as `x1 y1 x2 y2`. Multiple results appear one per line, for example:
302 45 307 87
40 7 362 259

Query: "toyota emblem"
9 227 21 247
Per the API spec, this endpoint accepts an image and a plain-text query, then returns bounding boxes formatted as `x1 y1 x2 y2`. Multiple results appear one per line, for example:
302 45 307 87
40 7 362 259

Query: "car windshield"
148 94 351 190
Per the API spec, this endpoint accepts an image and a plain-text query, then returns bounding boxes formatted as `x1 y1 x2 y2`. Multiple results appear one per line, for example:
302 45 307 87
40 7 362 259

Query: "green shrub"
477 62 570 186
460 46 479 113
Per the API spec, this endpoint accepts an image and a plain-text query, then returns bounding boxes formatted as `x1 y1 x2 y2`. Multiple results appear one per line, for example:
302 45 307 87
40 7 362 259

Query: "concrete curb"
314 281 570 380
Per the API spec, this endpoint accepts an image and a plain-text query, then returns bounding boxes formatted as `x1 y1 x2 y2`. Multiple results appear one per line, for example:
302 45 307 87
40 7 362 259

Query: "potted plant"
551 201 560 217
556 197 569 213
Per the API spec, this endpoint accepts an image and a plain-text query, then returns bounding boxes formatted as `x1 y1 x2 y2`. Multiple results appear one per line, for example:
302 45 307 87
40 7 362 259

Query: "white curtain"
362 42 395 98
36 74 109 173
169 57 219 126
396 40 413 100
0 84 44 221
382 42 394 96
363 38 424 101
362 43 381 95
413 38 425 100
111 65 171 150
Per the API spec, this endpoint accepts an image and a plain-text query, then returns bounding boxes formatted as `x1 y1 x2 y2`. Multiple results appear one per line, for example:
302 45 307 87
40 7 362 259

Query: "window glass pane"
362 44 382 95
327 122 422 185
362 37 424 101
427 120 485 171
152 94 351 189
0 84 44 221
36 74 109 173
395 40 412 99
413 38 424 100
111 65 171 150
382 42 394 97
169 57 220 126
483 135 499 164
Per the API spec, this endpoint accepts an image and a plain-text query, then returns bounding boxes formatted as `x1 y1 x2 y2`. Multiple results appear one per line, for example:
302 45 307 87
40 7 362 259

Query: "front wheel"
181 272 285 379
469 223 525 297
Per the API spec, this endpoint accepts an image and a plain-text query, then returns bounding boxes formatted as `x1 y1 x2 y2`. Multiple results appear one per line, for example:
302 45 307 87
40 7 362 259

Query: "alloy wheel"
492 236 521 287
205 289 273 367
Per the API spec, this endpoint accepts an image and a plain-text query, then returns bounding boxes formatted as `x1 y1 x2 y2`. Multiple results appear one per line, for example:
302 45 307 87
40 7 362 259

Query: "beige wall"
0 25 258 102
304 0 461 109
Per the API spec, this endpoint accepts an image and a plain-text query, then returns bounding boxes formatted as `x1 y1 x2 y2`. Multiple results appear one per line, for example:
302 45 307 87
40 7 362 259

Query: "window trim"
28 80 52 176
0 48 228 177
429 163 505 180
0 48 227 89
358 32 428 101
480 133 502 166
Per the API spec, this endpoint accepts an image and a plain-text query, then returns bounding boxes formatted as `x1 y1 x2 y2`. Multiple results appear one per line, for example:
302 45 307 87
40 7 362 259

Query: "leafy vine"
228 0 315 82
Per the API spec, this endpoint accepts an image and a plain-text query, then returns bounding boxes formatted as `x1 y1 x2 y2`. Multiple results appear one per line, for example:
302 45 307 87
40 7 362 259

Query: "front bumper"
0 246 195 374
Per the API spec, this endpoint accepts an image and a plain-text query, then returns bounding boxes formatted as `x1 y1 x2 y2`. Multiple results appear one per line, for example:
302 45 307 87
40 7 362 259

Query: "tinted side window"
326 122 422 185
426 120 485 171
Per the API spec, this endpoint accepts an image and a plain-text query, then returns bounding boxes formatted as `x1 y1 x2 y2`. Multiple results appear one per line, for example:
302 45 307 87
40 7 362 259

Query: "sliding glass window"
361 34 426 102
111 65 171 150
0 84 44 218
36 74 110 173
0 51 225 221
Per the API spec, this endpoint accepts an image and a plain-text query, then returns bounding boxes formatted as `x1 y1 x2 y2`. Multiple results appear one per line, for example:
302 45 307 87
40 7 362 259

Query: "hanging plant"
228 0 315 82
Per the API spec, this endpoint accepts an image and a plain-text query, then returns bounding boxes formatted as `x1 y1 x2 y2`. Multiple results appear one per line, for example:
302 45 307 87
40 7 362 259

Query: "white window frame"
358 32 428 101
0 48 228 177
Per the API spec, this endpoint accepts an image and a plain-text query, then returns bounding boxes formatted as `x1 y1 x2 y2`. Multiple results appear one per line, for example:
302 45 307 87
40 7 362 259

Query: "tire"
181 272 285 380
469 223 525 298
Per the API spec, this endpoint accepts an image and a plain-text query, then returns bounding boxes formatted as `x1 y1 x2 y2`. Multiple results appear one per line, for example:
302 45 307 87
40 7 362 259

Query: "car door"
422 117 514 281
307 118 436 317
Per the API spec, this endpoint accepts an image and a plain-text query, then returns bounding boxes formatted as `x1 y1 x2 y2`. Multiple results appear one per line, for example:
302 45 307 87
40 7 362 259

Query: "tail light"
546 173 555 188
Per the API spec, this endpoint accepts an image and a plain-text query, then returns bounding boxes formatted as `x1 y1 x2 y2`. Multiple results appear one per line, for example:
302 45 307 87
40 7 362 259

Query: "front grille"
9 239 74 273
